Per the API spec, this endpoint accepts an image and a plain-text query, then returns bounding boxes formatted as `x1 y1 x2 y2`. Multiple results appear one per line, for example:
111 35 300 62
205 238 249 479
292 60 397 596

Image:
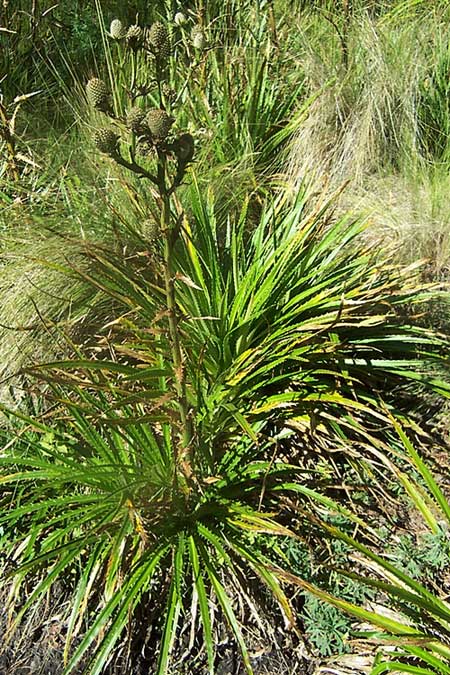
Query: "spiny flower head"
93 128 119 155
156 39 172 61
126 107 146 133
145 109 174 140
126 24 144 50
148 21 169 54
86 78 110 111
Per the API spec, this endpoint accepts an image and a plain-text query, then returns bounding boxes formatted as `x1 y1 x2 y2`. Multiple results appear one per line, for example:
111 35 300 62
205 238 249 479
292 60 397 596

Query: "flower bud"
110 19 126 40
174 12 186 25
191 24 205 50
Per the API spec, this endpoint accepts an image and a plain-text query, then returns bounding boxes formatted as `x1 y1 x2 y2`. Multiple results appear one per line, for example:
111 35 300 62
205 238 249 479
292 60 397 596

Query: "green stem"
158 153 194 489
130 49 137 93
156 59 163 106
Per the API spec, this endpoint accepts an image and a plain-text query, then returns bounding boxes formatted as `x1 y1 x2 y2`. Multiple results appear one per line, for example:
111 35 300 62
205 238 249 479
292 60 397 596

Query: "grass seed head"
93 128 119 155
145 109 174 140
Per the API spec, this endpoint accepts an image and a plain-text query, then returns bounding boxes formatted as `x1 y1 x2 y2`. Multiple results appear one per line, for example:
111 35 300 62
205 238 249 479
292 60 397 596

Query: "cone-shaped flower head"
148 21 169 54
110 19 126 40
145 109 174 140
191 24 205 50
157 39 171 61
86 78 110 111
126 107 146 133
126 24 144 50
93 128 119 155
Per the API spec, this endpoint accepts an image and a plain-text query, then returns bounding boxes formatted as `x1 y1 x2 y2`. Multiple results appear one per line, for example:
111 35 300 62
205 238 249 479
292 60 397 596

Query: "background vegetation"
0 1 449 674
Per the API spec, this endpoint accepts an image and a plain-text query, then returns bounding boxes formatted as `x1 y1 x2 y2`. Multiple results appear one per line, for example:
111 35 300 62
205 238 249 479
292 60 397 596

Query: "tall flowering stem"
157 150 194 490
86 17 197 493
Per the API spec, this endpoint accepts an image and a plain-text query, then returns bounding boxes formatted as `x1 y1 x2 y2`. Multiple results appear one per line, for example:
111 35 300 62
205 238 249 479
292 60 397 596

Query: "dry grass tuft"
283 7 450 280
0 233 106 409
